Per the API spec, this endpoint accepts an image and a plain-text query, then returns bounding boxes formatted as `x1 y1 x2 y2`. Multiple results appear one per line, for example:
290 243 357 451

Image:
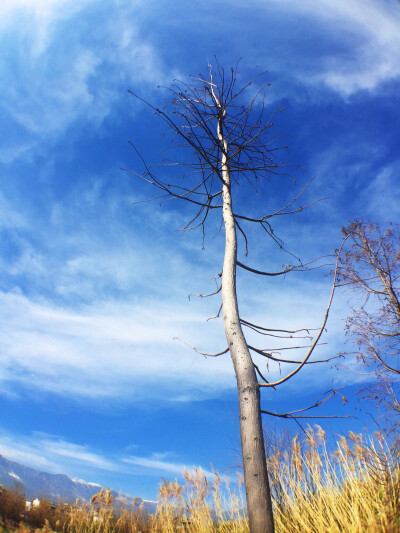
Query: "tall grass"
1 428 399 533
268 426 400 532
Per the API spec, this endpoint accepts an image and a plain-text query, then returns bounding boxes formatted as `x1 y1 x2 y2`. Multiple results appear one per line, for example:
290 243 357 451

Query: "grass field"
1 427 399 533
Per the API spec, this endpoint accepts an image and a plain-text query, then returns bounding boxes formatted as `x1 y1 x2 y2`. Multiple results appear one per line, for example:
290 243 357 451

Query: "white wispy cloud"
0 269 359 405
287 0 400 95
0 193 27 229
0 289 234 402
0 171 359 404
306 139 400 229
1 0 397 168
0 0 172 164
0 0 391 408
0 0 93 32
123 453 214 478
0 0 99 134
0 429 213 483
360 161 400 222
233 0 400 97
0 431 117 475
38 436 118 471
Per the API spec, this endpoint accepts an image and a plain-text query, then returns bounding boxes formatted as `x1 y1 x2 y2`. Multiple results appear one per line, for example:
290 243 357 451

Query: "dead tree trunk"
125 62 345 533
218 106 274 533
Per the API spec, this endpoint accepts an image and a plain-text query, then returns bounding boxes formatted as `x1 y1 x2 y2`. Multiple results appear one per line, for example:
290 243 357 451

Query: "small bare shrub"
0 485 25 523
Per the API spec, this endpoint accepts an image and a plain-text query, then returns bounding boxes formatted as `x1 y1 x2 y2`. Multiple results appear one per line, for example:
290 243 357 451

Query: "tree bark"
219 114 275 533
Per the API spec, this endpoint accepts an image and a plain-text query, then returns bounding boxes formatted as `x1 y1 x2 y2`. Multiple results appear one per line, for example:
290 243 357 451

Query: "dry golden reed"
268 426 400 533
1 428 399 533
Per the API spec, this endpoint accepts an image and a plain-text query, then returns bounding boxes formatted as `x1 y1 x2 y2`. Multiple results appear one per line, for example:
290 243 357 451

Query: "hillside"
0 455 157 513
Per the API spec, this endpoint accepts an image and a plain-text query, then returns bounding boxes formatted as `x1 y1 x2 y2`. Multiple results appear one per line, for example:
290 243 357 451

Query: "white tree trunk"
219 129 275 533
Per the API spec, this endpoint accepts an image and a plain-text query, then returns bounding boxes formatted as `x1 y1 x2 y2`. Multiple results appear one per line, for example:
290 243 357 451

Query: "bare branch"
207 304 222 321
260 236 348 387
235 219 249 256
337 220 400 412
237 261 294 276
248 344 343 365
240 318 315 336
173 337 229 358
189 285 221 300
261 388 352 419
254 364 276 390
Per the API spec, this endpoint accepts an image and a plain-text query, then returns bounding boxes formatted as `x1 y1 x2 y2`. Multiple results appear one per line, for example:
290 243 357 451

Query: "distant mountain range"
0 455 157 513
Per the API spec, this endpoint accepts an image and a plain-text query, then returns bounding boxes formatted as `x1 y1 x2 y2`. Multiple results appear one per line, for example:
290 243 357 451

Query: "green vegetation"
1 426 399 532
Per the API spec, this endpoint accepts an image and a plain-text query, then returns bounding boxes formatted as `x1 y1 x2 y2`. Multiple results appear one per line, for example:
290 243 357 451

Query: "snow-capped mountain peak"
0 455 157 514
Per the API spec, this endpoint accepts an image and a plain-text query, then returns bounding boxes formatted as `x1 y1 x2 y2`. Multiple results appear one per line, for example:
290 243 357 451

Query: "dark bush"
0 485 26 522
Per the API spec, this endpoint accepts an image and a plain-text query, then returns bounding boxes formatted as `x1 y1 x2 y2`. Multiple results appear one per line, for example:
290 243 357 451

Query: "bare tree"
124 63 344 533
338 220 400 415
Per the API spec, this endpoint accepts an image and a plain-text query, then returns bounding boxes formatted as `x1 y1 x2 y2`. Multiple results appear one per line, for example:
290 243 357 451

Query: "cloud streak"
123 453 214 479
0 430 214 485
269 0 400 95
217 0 400 99
0 0 171 164
0 289 234 402
0 171 361 405
0 271 360 405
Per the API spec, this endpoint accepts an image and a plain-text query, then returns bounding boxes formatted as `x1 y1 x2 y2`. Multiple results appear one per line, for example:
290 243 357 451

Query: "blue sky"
0 0 399 500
